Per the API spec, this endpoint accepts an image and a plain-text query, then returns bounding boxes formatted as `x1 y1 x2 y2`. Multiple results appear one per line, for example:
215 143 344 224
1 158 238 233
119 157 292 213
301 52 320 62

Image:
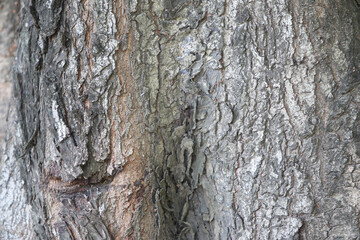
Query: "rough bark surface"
0 0 359 239
0 0 17 145
0 1 29 239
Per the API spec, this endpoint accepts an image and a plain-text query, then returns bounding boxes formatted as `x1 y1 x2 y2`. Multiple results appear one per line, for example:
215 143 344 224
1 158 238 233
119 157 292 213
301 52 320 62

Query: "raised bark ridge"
6 0 153 238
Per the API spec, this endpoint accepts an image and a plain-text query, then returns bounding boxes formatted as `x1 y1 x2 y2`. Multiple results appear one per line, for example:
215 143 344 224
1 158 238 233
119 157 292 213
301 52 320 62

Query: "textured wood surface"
1 0 360 239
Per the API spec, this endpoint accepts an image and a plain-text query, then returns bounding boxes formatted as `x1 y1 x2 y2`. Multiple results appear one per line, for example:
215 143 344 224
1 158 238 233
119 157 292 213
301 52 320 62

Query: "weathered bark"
0 0 17 145
0 1 30 239
1 0 360 239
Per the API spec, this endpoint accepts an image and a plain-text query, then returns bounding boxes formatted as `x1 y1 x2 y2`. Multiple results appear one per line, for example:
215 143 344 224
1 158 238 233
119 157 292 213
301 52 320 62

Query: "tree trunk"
0 0 17 146
1 0 360 239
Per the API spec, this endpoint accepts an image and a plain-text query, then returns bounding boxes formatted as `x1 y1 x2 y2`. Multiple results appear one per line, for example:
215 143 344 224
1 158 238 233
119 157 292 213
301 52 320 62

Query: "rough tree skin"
0 0 359 239
0 0 17 144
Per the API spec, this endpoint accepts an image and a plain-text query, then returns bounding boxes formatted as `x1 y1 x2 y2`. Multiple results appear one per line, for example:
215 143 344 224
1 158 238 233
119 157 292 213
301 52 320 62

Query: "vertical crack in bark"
82 0 92 110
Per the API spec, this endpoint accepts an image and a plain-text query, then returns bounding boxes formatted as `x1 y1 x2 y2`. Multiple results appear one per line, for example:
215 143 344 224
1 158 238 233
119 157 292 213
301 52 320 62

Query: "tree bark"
0 0 17 145
1 0 360 239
